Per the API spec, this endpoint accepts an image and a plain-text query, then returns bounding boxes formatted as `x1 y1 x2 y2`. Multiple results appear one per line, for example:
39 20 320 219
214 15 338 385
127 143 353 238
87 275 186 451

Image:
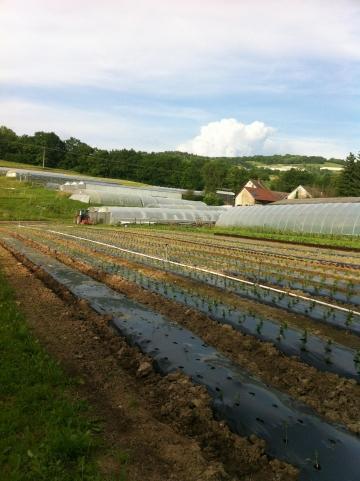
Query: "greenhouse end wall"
215 203 360 235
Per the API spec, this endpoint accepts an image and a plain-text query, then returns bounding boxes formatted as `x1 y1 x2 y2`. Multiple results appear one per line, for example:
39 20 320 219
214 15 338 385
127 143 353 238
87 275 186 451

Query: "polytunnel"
70 189 206 208
88 206 222 224
215 203 360 235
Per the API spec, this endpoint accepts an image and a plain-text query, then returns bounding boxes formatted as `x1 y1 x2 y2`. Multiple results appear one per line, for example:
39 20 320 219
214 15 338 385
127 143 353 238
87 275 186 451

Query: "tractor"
75 209 92 225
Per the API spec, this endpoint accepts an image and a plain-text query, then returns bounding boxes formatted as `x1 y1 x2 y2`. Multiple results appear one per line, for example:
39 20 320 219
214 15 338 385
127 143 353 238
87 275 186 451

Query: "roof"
273 197 360 205
245 179 265 189
216 190 235 196
290 185 326 198
245 187 288 203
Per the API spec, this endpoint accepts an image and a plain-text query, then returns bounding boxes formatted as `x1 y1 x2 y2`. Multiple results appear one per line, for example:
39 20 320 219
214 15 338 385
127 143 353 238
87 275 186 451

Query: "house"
287 185 326 200
235 180 288 206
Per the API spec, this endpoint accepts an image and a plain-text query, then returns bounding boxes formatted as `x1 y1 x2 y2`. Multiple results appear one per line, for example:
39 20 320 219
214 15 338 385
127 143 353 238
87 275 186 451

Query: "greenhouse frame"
215 203 360 235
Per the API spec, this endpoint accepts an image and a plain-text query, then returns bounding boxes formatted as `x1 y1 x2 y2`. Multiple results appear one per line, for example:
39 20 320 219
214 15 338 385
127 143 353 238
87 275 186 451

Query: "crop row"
70 227 360 306
38 227 360 334
15 227 360 380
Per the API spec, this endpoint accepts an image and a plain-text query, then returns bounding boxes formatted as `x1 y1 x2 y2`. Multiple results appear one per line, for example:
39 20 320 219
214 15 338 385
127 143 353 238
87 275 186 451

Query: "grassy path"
0 269 105 481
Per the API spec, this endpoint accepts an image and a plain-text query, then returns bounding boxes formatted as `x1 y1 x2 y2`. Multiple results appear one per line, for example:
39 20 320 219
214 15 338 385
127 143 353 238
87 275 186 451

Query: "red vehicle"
75 209 92 225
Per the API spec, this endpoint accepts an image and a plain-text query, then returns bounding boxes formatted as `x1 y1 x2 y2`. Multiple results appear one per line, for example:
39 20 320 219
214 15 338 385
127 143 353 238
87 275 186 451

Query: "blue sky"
1 0 360 158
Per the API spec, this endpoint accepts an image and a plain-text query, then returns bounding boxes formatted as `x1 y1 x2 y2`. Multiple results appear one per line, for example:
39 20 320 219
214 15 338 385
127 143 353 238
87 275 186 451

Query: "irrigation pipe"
37 228 360 318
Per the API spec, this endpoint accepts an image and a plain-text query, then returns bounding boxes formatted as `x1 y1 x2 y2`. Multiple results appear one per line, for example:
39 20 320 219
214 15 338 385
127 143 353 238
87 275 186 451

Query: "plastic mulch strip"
3 236 360 481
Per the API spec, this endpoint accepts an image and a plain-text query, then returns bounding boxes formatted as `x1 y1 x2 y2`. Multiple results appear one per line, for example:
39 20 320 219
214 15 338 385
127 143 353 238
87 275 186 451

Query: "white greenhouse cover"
90 206 221 224
216 203 360 235
70 189 206 208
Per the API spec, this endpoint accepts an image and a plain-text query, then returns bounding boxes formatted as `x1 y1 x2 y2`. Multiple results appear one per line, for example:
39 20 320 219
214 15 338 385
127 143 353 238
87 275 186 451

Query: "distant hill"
0 125 347 196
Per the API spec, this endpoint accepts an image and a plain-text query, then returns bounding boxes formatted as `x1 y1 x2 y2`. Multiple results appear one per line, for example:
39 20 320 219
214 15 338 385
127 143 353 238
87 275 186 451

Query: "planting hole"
256 417 265 424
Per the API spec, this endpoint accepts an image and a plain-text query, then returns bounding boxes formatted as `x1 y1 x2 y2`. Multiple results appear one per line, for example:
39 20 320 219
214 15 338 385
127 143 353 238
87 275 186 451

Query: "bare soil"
0 242 298 481
10 231 360 436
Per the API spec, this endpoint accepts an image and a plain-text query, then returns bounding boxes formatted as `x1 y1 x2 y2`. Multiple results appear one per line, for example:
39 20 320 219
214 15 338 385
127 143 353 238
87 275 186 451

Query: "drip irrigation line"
37 227 359 318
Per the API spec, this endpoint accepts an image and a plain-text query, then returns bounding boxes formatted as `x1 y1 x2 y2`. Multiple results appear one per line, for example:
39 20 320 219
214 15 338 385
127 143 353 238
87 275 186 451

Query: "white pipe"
42 228 358 318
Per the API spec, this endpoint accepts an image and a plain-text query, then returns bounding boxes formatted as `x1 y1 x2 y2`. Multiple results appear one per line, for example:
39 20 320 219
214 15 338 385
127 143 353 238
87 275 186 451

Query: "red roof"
246 187 288 203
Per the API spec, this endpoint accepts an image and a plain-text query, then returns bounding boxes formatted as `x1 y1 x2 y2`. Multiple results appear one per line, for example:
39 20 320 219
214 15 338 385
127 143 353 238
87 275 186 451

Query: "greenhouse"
216 203 360 235
61 181 182 199
88 206 222 225
69 189 206 208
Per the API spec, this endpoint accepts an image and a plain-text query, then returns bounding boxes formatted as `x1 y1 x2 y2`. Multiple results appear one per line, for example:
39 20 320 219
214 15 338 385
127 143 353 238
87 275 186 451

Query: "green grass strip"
0 269 106 481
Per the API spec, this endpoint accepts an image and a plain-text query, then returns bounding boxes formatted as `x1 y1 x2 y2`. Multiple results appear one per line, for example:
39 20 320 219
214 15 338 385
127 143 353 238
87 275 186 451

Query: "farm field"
1 222 360 481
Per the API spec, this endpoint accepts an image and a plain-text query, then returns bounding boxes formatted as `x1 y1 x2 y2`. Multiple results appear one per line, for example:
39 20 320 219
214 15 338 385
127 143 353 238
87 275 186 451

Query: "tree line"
0 126 358 197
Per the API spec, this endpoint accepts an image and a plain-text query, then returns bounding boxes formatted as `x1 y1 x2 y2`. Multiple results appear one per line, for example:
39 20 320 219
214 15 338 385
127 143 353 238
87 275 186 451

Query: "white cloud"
178 119 275 156
177 118 349 158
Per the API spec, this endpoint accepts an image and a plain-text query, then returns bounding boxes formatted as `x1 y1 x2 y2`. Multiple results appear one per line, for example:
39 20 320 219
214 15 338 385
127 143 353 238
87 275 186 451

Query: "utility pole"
42 145 46 168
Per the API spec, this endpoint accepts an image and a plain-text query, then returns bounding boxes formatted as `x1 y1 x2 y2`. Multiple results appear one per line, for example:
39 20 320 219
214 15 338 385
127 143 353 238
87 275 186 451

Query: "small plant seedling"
256 320 264 335
325 339 333 354
300 329 308 351
345 311 354 327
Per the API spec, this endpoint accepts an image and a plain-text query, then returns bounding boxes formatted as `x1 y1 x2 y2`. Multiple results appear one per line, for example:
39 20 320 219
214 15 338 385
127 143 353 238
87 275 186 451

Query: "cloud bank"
2 0 360 94
177 119 348 158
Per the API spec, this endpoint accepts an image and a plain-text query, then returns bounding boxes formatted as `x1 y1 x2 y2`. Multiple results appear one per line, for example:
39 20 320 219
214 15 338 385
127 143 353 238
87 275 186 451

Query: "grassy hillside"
0 159 147 187
0 177 85 222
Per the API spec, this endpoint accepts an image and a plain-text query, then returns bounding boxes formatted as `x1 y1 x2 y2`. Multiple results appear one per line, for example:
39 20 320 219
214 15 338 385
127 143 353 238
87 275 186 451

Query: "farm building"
235 180 287 206
87 206 222 225
287 185 326 200
216 202 360 235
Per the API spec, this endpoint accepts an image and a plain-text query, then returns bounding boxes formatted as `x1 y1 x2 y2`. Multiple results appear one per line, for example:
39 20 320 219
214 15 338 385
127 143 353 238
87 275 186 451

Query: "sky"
1 0 360 158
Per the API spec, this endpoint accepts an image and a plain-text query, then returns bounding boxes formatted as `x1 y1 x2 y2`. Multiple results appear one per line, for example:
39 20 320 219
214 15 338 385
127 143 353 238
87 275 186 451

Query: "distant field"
250 161 344 171
0 177 85 222
0 159 147 187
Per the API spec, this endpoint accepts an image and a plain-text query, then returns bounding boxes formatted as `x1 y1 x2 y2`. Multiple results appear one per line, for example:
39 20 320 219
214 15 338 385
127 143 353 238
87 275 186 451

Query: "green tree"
203 192 224 205
224 166 249 193
0 126 18 161
337 153 360 196
271 168 314 192
60 137 93 170
33 131 66 167
202 160 229 192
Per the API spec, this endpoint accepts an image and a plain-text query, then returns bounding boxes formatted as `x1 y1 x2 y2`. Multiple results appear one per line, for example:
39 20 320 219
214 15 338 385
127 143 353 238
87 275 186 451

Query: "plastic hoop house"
216 203 360 235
